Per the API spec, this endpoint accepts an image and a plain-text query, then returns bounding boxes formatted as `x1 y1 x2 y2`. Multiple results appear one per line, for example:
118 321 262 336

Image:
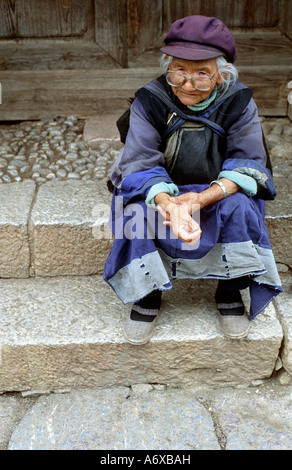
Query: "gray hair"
159 54 238 100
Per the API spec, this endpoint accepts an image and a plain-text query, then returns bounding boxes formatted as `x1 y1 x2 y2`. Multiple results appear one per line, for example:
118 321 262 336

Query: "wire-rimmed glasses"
166 70 218 91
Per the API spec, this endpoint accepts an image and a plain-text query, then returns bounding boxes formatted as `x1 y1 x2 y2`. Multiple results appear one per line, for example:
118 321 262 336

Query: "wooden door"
94 0 291 68
0 0 291 119
0 0 91 38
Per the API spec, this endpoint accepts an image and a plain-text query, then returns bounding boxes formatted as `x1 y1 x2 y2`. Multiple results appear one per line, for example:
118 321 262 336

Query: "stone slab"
207 384 292 450
8 387 220 450
30 179 113 276
0 181 36 278
7 381 292 451
0 394 37 450
0 276 283 393
265 217 292 268
266 177 292 268
275 292 292 376
83 114 121 149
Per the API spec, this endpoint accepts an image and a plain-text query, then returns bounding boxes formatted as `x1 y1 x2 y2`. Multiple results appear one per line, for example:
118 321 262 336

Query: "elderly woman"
104 16 282 344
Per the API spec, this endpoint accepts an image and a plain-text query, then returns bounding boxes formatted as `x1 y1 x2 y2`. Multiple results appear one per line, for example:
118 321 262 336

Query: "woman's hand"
154 192 201 246
161 203 201 246
169 179 241 212
153 177 240 245
169 191 202 214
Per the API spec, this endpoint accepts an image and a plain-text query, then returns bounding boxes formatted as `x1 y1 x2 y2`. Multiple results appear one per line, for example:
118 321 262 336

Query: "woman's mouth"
179 91 200 99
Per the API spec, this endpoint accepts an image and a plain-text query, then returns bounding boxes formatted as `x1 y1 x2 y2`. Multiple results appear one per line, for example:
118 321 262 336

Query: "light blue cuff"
145 182 179 208
217 170 258 196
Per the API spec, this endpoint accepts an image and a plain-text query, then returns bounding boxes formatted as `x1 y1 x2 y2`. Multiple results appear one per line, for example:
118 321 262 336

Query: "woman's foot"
124 290 162 345
215 284 250 339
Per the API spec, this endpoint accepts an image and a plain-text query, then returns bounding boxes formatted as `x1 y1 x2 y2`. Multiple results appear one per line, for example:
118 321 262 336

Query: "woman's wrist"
154 192 175 211
200 178 240 208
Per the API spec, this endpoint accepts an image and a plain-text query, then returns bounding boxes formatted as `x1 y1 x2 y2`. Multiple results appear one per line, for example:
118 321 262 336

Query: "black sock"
215 283 244 316
130 290 161 323
130 310 157 323
135 290 162 310
216 305 245 316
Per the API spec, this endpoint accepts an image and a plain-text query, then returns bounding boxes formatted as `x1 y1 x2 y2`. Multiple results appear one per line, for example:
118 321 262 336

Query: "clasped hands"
153 179 238 245
154 191 202 246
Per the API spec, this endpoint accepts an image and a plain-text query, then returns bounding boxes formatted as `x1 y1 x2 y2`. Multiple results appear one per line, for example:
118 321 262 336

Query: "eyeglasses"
166 69 218 91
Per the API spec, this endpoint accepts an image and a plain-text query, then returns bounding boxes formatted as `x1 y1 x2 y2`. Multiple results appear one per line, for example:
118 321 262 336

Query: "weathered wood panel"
0 0 91 38
95 0 163 67
132 31 292 67
281 0 292 39
95 0 128 68
237 66 290 115
1 30 291 71
232 33 292 66
0 68 161 119
0 0 17 37
0 0 290 120
0 66 290 120
163 0 281 29
0 42 121 70
127 0 163 62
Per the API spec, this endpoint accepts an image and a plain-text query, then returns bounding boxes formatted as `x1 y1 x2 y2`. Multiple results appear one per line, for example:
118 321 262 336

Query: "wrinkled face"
168 57 224 106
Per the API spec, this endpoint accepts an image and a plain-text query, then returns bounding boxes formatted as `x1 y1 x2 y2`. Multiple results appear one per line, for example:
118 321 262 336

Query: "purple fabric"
104 186 282 319
110 99 164 187
110 96 268 188
160 16 237 63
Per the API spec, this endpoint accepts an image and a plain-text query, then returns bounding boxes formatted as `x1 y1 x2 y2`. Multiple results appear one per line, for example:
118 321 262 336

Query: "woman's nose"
182 78 195 90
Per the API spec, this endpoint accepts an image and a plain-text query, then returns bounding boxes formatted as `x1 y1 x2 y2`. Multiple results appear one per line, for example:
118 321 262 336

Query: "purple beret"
160 15 237 63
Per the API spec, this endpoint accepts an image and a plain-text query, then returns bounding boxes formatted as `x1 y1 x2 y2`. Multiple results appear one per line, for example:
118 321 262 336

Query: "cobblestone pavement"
0 115 291 186
0 115 122 185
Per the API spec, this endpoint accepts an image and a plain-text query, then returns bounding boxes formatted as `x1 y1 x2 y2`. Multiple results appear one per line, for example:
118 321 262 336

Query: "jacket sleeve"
219 99 276 200
110 97 176 205
111 98 167 183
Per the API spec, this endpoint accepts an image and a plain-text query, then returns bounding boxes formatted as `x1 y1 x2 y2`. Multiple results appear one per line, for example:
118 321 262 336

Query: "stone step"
0 175 291 279
265 176 292 269
1 275 291 394
0 179 112 278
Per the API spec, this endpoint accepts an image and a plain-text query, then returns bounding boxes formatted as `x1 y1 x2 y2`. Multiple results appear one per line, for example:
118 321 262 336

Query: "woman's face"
168 57 224 106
